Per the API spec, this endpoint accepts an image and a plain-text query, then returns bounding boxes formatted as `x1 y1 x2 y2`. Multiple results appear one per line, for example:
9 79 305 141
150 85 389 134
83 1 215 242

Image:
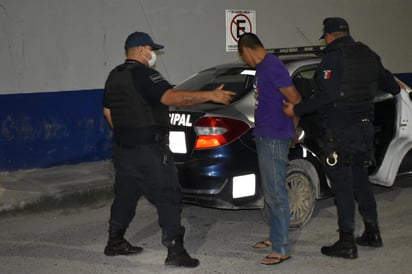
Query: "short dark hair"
237 33 264 53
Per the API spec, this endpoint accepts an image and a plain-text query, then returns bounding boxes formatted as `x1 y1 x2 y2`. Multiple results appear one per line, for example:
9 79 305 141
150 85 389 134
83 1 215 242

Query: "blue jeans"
256 136 290 255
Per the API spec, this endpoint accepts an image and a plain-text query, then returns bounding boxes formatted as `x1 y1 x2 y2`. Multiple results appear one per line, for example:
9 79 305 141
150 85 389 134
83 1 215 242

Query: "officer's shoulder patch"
323 70 332 80
149 73 166 84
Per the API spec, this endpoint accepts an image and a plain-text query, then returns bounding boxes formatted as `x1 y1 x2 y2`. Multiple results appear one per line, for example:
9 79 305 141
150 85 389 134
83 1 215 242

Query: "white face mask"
143 48 157 68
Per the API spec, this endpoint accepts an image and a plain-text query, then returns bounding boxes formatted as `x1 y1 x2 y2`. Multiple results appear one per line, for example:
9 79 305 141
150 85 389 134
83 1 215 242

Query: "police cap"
125 31 164 50
320 17 350 39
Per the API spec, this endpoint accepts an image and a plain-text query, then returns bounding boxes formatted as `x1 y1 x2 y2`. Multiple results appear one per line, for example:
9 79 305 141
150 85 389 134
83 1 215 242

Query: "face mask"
143 48 157 68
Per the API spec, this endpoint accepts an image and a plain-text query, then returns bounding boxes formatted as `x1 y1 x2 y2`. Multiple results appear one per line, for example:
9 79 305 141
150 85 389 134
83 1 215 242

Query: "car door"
369 85 412 186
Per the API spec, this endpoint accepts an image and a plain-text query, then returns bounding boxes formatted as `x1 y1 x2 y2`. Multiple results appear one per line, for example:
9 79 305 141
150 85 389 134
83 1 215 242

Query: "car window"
174 67 253 102
175 69 216 91
292 68 316 99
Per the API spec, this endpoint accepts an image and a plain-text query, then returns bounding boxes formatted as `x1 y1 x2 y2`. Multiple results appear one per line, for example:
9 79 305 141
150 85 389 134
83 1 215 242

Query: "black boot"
104 227 143 256
356 221 383 247
321 231 358 259
165 239 199 268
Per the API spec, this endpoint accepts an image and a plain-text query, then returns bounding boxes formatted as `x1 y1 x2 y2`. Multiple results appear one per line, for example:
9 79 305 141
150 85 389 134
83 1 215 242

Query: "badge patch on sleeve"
149 73 165 83
323 70 332 80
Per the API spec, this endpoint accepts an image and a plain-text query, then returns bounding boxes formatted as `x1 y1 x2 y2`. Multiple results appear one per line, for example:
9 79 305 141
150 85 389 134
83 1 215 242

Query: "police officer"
102 31 234 268
283 18 402 259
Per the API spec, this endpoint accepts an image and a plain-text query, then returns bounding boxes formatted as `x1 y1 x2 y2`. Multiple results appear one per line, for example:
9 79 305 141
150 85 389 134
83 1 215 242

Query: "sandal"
253 240 272 249
260 254 291 265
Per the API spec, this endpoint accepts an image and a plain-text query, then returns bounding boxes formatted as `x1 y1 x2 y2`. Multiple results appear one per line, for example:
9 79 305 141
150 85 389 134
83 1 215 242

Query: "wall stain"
1 115 15 141
43 120 64 140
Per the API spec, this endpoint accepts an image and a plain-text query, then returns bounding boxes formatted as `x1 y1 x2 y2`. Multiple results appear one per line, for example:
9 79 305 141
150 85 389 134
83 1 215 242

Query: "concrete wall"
1 0 411 170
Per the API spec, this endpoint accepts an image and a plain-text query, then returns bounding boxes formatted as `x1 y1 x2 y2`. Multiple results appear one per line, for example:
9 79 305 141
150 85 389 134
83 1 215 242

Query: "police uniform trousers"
322 120 378 234
109 142 184 246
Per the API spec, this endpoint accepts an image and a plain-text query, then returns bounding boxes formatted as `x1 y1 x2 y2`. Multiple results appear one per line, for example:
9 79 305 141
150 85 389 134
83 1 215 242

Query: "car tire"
260 165 316 229
287 166 316 229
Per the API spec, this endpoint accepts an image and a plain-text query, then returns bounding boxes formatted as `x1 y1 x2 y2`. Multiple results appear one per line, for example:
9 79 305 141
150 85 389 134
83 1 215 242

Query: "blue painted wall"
395 73 412 88
0 89 112 171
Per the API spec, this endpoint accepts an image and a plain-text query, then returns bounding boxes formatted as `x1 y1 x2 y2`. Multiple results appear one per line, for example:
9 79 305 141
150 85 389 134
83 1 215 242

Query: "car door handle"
400 119 408 127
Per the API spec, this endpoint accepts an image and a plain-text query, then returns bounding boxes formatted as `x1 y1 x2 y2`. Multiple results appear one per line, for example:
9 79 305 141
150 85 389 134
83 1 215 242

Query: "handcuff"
326 151 339 166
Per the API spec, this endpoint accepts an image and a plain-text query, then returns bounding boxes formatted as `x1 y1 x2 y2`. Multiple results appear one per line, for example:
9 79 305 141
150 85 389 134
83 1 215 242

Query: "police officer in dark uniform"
283 18 402 259
102 31 235 268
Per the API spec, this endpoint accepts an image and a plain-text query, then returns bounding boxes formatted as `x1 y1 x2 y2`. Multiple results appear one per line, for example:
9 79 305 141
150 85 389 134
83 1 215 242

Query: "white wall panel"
0 0 410 94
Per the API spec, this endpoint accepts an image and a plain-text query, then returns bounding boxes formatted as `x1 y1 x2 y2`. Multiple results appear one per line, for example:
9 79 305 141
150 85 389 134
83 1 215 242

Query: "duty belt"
115 132 168 149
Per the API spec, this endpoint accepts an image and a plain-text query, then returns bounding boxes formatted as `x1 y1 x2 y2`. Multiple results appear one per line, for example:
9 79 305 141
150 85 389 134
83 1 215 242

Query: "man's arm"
103 107 113 129
377 66 401 95
160 84 235 107
279 85 301 128
279 85 302 105
280 85 301 147
285 52 341 118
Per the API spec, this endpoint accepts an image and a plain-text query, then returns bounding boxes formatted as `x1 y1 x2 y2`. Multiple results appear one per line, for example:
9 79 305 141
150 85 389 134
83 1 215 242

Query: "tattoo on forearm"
181 95 207 106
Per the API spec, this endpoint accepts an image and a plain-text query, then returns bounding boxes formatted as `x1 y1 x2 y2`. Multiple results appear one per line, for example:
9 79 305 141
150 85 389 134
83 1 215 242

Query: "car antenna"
296 27 315 46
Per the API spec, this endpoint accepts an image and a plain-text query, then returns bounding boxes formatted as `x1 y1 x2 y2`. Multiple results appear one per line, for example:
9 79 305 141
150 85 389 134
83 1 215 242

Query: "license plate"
169 131 187 154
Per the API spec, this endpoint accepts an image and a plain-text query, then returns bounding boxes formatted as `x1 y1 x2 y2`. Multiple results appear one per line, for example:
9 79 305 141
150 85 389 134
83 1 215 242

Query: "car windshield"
174 67 254 102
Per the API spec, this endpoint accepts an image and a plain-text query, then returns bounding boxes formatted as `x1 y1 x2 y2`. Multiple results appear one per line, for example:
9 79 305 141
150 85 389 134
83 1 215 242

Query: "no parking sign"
226 10 256 52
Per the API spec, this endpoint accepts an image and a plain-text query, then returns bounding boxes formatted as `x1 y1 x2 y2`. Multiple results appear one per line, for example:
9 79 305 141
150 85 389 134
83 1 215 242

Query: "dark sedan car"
168 46 412 228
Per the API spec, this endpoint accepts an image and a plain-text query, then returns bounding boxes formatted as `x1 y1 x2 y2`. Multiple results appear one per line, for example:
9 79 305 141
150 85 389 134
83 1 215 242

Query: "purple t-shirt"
253 54 295 139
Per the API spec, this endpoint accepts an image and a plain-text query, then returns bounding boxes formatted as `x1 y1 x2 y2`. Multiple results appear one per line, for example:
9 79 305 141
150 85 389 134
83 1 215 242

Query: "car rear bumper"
181 191 263 209
176 163 263 209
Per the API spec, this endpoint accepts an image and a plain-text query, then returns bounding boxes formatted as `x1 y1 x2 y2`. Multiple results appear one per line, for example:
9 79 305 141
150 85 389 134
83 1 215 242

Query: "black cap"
320 17 350 39
124 31 164 50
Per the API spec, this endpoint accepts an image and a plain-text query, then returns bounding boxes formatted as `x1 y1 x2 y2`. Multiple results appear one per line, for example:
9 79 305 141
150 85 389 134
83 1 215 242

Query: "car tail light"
194 116 251 149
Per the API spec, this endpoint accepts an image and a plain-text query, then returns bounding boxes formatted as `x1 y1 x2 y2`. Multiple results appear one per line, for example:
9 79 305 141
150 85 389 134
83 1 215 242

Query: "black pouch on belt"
318 129 341 167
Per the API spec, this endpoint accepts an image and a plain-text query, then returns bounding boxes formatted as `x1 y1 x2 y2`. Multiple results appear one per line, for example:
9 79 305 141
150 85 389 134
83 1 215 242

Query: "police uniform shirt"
294 36 400 127
103 60 173 145
293 38 344 125
127 60 173 104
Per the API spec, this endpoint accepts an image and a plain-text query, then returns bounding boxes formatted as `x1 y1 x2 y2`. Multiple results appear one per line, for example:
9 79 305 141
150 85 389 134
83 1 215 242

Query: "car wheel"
260 165 316 229
287 166 316 229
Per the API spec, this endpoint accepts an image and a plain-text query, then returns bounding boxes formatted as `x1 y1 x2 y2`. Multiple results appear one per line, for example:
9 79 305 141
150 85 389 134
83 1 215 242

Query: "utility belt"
333 100 374 109
114 127 169 149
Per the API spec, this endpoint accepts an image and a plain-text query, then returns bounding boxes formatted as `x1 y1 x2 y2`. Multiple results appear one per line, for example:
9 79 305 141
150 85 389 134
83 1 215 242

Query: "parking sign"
226 10 256 52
